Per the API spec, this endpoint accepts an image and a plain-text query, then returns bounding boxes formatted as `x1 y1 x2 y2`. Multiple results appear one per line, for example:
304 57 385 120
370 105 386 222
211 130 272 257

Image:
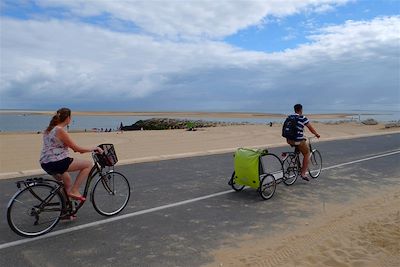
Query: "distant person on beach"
282 104 320 181
39 108 102 201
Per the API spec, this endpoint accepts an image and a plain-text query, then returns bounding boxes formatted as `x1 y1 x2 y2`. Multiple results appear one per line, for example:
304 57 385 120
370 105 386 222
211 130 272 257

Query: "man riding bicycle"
283 104 320 181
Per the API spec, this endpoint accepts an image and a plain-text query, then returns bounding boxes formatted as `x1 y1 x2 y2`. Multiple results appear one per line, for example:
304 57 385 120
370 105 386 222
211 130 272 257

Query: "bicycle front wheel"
308 149 322 178
92 171 131 216
7 184 64 237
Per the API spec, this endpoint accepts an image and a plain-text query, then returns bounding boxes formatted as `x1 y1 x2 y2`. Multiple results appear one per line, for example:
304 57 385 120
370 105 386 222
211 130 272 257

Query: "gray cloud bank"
0 1 399 112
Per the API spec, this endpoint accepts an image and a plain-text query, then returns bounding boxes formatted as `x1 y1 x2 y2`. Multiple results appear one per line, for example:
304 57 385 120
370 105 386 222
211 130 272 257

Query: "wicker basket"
95 144 118 167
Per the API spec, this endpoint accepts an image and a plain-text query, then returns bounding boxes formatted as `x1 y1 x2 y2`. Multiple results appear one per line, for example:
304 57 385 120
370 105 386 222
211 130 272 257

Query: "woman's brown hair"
45 108 71 133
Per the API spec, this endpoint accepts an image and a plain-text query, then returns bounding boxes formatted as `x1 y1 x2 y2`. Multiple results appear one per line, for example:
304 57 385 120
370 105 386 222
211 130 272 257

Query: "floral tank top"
40 126 69 164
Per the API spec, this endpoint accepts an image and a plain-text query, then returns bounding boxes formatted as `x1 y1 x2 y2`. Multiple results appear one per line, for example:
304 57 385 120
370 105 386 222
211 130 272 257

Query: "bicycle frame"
70 154 111 213
16 178 65 205
13 154 111 217
282 137 315 160
281 136 321 180
7 144 130 237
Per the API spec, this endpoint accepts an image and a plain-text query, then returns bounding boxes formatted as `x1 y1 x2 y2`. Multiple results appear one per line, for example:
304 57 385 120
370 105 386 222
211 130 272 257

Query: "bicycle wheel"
282 154 299 185
229 171 245 191
259 174 276 200
308 149 322 178
7 184 64 237
92 171 131 216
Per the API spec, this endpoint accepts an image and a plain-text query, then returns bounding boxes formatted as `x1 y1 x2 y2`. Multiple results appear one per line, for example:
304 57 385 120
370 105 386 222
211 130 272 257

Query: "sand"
205 186 400 267
0 122 398 179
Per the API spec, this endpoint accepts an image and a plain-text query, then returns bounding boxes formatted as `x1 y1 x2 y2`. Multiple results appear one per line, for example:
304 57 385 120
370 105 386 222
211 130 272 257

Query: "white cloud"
1 9 399 111
0 17 267 105
36 0 351 39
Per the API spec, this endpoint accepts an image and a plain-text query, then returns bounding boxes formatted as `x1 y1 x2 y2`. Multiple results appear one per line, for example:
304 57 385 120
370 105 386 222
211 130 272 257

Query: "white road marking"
321 149 400 171
1 149 399 250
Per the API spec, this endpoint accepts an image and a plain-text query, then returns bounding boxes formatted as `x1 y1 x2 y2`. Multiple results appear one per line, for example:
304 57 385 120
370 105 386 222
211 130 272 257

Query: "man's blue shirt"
289 113 309 141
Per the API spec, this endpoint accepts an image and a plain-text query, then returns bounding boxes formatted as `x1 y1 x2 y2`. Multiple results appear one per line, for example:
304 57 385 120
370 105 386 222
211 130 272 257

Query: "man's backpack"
282 115 297 140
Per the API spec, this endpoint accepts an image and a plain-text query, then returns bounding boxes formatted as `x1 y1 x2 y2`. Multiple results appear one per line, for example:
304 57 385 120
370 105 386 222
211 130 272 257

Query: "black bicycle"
7 144 131 237
281 137 322 185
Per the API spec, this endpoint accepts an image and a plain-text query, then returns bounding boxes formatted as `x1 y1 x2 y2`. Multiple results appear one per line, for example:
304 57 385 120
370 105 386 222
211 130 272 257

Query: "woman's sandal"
68 193 86 201
60 214 77 221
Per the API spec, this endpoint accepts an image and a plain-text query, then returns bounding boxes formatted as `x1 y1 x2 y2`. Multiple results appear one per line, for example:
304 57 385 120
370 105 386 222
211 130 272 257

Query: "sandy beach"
0 121 398 179
205 185 400 267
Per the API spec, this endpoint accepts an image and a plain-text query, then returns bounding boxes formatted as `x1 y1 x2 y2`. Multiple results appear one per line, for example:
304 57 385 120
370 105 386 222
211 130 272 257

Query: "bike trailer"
233 148 266 189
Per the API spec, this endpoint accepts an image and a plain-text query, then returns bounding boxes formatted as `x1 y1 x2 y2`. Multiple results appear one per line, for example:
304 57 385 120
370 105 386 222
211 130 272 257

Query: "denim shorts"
41 157 73 175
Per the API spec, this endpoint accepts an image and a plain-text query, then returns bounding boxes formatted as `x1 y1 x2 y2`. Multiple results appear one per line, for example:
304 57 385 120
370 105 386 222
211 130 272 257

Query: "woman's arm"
57 127 101 153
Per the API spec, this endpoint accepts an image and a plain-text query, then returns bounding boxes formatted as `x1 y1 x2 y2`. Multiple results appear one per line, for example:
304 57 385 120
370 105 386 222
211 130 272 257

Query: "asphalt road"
0 133 399 267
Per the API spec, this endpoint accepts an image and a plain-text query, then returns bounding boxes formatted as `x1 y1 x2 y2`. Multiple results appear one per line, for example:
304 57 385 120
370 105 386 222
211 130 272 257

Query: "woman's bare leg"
67 159 92 197
58 173 72 193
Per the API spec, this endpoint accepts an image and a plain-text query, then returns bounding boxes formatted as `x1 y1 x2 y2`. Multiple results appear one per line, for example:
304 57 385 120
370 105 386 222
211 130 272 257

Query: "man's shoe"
301 175 310 181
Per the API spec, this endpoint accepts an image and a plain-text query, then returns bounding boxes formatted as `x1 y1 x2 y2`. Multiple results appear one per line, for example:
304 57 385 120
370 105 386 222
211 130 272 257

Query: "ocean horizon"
0 109 399 133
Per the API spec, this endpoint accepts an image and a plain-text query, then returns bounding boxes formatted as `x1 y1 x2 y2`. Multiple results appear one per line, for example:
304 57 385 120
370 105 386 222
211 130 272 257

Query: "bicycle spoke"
92 172 130 216
308 150 322 178
283 154 299 185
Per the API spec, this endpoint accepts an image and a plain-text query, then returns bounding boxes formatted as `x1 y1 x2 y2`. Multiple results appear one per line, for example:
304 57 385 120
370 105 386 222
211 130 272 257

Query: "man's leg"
298 140 310 177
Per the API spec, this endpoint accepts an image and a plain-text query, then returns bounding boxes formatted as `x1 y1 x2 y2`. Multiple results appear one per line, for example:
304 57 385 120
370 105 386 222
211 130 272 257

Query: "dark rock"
384 121 400 128
361 118 378 125
121 118 243 131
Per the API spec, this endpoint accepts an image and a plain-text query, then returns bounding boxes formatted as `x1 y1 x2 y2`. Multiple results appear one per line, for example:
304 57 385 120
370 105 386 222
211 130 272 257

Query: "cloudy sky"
1 0 399 113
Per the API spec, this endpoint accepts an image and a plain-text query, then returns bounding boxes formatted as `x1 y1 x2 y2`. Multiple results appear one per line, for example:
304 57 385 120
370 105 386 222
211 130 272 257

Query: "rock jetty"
121 118 245 131
361 118 378 125
384 120 400 129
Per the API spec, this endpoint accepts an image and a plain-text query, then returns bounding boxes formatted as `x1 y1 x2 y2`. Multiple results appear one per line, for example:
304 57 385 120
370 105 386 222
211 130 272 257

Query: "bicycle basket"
95 144 118 167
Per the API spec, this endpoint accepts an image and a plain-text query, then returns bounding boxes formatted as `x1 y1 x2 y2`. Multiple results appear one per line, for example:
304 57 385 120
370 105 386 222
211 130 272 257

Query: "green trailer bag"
233 148 266 189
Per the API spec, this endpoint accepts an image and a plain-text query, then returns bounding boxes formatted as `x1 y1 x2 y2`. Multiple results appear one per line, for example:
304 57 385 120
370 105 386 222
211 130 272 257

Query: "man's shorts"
286 139 310 155
41 157 73 176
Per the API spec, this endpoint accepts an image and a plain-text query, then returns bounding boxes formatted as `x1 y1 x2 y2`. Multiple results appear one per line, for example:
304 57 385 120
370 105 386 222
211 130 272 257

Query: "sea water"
0 110 398 133
0 113 152 132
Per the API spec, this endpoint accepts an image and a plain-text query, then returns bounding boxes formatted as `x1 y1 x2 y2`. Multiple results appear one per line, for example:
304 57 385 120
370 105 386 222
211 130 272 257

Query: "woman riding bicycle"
40 108 103 201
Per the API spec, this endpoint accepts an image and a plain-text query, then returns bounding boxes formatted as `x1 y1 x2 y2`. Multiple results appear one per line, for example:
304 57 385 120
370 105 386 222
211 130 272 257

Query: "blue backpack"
282 115 297 140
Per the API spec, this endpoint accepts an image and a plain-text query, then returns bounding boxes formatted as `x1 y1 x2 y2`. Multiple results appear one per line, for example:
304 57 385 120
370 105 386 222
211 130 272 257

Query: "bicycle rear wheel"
308 149 322 178
7 184 64 237
92 171 131 216
282 154 299 185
